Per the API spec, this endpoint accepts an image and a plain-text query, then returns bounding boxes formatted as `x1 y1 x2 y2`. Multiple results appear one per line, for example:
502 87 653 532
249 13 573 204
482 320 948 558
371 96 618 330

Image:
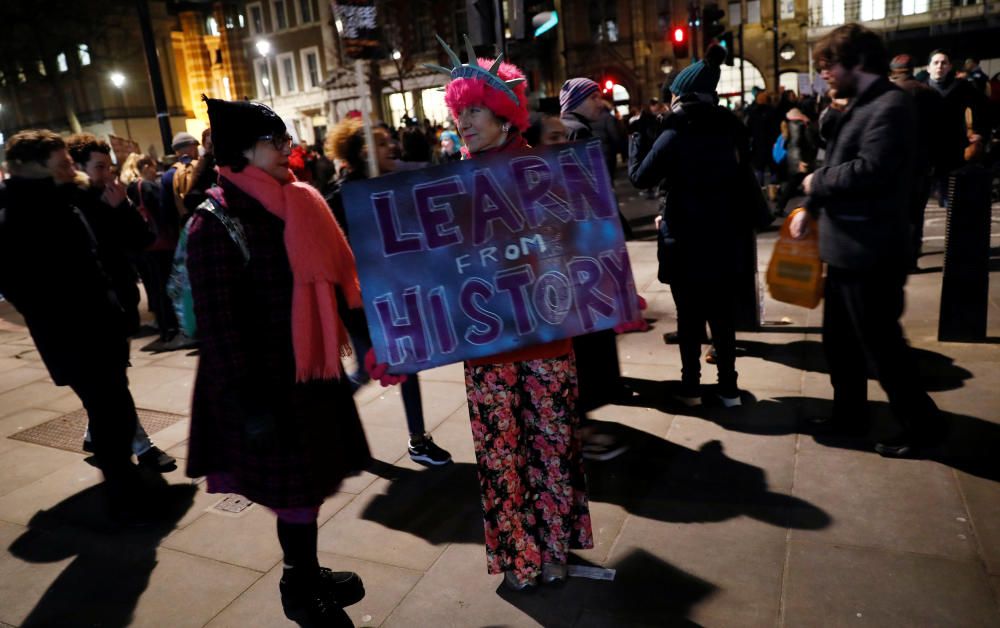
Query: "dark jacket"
185 177 370 508
929 73 991 171
70 184 154 336
784 114 820 176
561 111 593 142
745 101 780 171
0 177 132 384
891 76 946 176
806 77 915 271
629 100 757 283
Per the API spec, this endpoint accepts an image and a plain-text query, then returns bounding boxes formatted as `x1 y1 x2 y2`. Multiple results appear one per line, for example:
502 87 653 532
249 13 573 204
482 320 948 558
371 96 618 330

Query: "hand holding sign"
344 139 639 373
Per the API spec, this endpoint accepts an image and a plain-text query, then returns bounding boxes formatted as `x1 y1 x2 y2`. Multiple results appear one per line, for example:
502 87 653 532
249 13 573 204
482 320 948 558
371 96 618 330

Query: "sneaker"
162 332 198 352
137 446 177 473
280 568 362 626
874 435 914 458
408 435 453 466
717 386 742 408
582 431 629 461
672 383 703 407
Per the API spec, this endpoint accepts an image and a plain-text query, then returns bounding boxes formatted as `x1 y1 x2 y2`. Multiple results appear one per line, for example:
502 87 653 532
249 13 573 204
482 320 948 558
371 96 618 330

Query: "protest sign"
343 139 638 373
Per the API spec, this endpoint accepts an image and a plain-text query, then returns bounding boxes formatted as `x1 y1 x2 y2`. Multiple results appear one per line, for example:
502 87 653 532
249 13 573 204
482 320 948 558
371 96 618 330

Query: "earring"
502 123 511 134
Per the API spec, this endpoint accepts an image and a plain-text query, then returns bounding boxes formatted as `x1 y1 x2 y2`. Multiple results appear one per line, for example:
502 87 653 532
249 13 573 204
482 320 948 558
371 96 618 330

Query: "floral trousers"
464 353 593 585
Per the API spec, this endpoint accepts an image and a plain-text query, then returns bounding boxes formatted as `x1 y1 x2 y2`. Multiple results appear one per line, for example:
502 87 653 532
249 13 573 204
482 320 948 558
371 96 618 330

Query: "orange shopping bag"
766 208 824 309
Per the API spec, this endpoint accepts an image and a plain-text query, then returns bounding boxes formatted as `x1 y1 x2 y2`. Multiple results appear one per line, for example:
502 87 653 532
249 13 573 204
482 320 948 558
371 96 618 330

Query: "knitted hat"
890 54 914 72
426 35 530 132
204 96 286 167
670 45 727 98
171 131 200 150
560 78 599 114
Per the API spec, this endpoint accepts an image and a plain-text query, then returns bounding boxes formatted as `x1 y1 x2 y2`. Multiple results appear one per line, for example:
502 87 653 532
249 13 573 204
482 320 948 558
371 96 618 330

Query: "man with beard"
790 24 941 457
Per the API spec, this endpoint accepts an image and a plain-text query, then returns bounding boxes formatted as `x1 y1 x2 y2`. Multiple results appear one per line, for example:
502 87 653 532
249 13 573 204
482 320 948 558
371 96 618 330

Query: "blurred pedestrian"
745 89 781 187
629 44 756 408
322 117 453 468
161 131 200 223
432 35 593 591
524 112 568 147
186 98 372 625
0 130 167 520
963 57 990 96
437 130 463 163
792 24 941 458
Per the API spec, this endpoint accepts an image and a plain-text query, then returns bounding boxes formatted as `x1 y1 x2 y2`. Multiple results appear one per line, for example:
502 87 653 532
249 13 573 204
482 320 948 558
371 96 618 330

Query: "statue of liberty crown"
424 34 526 106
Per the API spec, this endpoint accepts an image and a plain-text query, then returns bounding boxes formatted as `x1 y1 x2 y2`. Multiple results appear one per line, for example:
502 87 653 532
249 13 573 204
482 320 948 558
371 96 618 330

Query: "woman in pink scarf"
185 98 369 627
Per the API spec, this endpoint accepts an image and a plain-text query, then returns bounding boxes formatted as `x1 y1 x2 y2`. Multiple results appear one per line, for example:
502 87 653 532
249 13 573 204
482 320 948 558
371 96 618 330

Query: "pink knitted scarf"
219 165 362 382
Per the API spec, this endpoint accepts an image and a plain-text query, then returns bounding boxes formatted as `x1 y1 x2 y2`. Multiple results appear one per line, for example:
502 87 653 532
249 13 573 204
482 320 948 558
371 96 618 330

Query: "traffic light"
602 78 615 94
671 26 689 59
702 3 726 42
719 31 734 65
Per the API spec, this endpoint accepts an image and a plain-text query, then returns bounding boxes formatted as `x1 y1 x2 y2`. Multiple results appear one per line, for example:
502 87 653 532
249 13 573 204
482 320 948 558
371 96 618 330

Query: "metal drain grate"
8 407 186 453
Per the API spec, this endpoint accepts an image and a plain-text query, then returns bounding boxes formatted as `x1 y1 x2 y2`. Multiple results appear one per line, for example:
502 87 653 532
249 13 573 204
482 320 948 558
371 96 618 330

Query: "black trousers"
908 174 932 266
670 276 737 388
573 329 622 412
68 346 139 473
822 266 937 431
144 250 179 338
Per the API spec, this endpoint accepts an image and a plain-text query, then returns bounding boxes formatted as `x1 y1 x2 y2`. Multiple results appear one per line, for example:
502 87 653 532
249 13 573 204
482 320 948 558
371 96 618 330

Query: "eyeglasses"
257 132 293 150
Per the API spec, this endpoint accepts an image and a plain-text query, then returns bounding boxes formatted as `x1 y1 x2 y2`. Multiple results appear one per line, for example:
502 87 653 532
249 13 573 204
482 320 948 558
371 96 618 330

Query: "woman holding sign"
429 35 594 592
185 97 374 626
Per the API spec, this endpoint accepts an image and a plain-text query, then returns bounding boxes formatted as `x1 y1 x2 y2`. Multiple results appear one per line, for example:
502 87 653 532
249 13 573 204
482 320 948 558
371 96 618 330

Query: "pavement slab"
782 540 998 627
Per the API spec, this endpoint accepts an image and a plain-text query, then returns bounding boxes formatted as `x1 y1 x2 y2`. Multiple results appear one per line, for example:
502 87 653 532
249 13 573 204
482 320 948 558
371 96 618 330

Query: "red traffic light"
673 27 686 44
604 79 615 91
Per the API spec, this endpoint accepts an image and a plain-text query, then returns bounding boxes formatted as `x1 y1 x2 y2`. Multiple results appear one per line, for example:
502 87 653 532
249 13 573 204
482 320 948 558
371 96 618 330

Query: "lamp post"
256 39 276 108
109 72 133 142
390 49 409 120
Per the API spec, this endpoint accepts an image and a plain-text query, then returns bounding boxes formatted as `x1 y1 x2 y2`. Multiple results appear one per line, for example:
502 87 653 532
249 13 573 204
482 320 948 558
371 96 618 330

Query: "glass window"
206 16 220 36
78 44 91 66
860 0 885 20
0 70 6 87
717 57 766 105
305 52 319 88
57 53 69 73
254 58 271 98
388 92 414 127
780 0 795 19
822 0 845 24
37 60 47 77
420 88 450 126
250 4 264 33
16 64 26 83
299 0 312 23
280 54 297 92
239 13 245 28
747 0 762 23
274 0 288 29
606 20 619 42
728 2 741 24
901 0 928 14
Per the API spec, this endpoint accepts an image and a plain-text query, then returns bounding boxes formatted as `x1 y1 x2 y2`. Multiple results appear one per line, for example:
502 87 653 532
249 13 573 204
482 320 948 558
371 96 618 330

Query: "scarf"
218 165 362 382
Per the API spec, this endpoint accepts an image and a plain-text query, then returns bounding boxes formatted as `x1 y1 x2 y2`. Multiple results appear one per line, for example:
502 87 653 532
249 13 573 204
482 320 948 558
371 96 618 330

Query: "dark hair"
400 127 431 162
929 49 951 63
6 129 65 164
812 23 888 76
66 133 111 166
137 156 157 171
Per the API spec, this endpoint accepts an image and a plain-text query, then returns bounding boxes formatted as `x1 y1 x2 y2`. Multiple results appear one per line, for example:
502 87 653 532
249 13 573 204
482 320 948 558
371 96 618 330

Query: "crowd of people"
0 22 992 627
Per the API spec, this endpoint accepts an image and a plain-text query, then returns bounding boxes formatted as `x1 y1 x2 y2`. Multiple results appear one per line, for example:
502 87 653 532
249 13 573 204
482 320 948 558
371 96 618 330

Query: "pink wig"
444 58 530 133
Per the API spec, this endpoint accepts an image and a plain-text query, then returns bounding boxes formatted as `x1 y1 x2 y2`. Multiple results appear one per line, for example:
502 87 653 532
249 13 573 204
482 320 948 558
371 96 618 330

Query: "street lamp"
256 39 276 108
109 71 133 142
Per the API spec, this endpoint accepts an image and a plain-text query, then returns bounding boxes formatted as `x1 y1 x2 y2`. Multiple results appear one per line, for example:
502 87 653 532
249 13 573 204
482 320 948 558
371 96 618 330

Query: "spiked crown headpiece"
426 34 530 133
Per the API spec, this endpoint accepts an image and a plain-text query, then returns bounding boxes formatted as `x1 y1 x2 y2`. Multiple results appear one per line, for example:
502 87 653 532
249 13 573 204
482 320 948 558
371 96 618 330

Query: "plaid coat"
185 178 370 508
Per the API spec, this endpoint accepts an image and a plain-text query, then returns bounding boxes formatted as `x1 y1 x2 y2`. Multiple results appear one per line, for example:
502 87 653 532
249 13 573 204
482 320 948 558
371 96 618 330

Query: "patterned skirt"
464 353 593 585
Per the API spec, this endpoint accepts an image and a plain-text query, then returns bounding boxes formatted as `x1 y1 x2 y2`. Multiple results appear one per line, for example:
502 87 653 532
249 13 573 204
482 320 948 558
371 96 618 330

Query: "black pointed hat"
203 96 286 166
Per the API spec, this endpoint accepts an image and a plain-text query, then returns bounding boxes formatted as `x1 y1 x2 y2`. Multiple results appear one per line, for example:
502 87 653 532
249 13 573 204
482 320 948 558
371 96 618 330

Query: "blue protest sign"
342 139 638 373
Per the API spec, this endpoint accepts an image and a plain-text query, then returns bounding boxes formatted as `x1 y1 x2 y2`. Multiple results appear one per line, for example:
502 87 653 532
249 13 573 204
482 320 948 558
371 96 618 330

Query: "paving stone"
0 520 74 626
782 540 998 627
383 542 550 628
0 442 83 498
956 471 1000 575
0 461 103 526
572 501 629 565
205 552 422 628
126 366 196 415
421 407 476 464
0 408 62 437
791 446 978 559
354 379 466 432
0 380 73 419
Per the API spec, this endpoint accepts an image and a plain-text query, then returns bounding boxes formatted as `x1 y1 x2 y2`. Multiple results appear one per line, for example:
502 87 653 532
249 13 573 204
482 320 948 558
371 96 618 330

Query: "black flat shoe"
137 447 177 473
280 568 363 627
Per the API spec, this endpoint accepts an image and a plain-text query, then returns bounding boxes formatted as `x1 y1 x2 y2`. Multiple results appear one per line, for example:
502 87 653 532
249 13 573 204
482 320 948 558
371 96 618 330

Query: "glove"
364 348 407 387
614 294 650 334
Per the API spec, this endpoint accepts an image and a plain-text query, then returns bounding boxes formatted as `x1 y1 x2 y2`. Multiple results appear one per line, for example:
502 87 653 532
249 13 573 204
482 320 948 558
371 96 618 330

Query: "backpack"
166 193 249 338
171 159 197 217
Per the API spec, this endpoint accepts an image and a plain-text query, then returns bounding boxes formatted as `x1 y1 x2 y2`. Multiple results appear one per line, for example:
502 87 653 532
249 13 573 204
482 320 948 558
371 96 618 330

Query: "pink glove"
614 294 650 334
364 348 408 387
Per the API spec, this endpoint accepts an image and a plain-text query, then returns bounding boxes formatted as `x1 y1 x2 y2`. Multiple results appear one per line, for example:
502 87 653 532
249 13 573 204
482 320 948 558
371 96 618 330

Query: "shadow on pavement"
734 339 973 392
497 549 714 627
8 481 196 627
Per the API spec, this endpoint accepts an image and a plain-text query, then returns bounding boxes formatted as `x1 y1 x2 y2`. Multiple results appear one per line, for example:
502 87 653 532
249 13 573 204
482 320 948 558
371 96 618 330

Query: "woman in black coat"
629 47 757 407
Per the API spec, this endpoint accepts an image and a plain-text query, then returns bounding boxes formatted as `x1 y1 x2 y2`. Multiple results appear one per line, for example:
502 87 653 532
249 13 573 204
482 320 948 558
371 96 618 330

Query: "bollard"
938 165 992 342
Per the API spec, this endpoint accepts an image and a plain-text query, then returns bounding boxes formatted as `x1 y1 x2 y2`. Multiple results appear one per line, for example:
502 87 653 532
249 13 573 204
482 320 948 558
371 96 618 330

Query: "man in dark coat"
792 24 940 457
889 54 946 267
0 130 158 516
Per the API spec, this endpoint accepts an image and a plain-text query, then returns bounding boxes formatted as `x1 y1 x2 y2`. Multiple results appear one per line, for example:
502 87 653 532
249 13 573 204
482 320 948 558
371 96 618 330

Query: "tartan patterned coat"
184 177 370 508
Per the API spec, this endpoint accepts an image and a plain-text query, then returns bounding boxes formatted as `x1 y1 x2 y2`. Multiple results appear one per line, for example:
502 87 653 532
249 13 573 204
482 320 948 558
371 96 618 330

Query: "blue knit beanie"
669 45 727 98
560 78 599 114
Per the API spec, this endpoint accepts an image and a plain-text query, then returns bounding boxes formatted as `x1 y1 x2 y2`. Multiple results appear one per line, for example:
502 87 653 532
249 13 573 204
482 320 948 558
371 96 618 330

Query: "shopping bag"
766 208 824 309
